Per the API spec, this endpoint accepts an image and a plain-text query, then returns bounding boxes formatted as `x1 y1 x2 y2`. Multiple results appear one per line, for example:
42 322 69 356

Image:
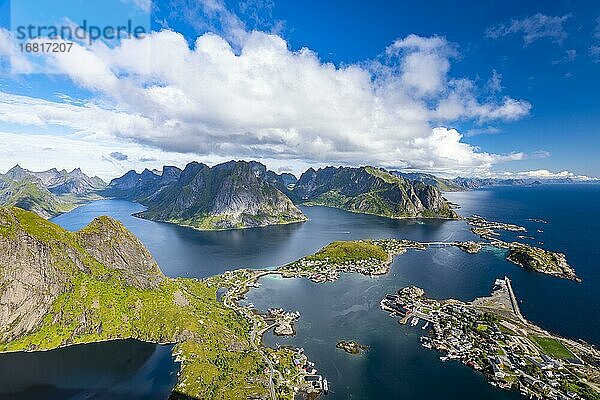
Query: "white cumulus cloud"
0 25 534 177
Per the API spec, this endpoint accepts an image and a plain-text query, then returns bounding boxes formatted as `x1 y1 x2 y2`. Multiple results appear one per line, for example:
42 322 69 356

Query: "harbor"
380 278 600 400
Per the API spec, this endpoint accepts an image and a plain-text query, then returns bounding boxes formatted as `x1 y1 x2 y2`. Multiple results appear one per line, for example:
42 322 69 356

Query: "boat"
411 317 419 326
422 321 430 330
323 379 329 394
440 356 449 362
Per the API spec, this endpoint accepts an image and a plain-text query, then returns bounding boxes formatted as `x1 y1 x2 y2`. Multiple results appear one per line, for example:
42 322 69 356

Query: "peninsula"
106 161 307 231
380 279 600 399
293 166 458 219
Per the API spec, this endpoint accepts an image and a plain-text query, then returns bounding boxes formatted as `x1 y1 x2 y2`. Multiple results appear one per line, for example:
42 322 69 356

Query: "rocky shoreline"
380 280 600 399
336 340 369 355
466 215 580 281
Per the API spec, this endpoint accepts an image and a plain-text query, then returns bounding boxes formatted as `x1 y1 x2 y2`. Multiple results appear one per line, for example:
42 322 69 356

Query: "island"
266 308 300 336
452 240 484 254
336 340 369 355
380 279 600 399
466 215 580 281
277 239 426 283
467 215 526 239
496 240 580 282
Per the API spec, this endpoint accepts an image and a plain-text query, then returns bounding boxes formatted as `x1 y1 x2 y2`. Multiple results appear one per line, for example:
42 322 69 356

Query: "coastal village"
279 239 426 283
210 214 593 400
215 269 329 399
380 278 600 400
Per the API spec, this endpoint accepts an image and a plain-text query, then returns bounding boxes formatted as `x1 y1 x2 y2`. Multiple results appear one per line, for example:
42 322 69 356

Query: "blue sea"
0 184 597 399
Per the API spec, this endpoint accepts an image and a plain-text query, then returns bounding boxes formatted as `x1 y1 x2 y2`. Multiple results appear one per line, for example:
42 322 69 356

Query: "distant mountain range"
0 165 106 218
394 172 596 191
391 171 464 192
8 160 593 227
451 177 542 189
105 162 458 230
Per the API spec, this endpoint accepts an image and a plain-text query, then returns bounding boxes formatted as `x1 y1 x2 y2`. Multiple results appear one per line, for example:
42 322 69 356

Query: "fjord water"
1 184 597 399
242 184 600 399
50 199 471 277
0 340 178 400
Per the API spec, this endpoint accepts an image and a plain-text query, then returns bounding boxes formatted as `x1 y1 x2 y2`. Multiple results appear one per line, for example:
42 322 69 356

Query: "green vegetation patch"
364 166 403 185
306 240 388 263
531 336 576 360
561 381 600 400
2 271 276 399
0 209 296 399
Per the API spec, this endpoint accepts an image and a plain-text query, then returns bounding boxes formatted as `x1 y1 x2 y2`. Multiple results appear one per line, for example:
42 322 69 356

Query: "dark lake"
0 340 178 400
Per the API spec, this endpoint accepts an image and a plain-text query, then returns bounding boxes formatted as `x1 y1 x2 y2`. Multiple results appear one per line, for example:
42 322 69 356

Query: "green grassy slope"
306 240 389 263
0 178 75 218
0 207 283 399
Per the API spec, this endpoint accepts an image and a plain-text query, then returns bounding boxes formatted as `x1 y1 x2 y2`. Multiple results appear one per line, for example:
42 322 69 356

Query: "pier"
504 277 525 322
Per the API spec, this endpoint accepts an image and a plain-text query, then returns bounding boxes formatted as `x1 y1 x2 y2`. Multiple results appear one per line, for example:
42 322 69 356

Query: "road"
222 270 280 400
504 277 525 322
250 320 278 400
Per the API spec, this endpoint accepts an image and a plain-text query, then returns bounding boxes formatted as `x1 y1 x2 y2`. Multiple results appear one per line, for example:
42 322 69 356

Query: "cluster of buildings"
380 281 594 400
282 239 423 283
288 347 328 395
266 307 300 336
282 254 388 283
301 256 386 283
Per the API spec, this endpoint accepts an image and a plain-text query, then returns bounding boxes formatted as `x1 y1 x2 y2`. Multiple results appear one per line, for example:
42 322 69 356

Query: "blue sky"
0 0 598 180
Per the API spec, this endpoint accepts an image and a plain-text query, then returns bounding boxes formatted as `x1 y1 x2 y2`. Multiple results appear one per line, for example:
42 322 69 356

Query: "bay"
2 184 598 399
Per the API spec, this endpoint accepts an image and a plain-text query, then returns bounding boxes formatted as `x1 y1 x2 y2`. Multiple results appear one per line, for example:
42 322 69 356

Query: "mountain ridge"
0 166 106 218
106 161 307 230
294 166 458 219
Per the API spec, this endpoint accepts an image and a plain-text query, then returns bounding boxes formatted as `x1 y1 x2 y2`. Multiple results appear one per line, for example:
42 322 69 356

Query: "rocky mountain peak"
0 207 166 342
76 216 164 289
5 165 32 182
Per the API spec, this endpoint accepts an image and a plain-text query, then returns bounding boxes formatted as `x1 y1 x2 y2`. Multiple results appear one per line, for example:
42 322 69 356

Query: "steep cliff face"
104 166 183 199
0 207 164 343
136 161 306 230
294 166 458 219
75 216 164 289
